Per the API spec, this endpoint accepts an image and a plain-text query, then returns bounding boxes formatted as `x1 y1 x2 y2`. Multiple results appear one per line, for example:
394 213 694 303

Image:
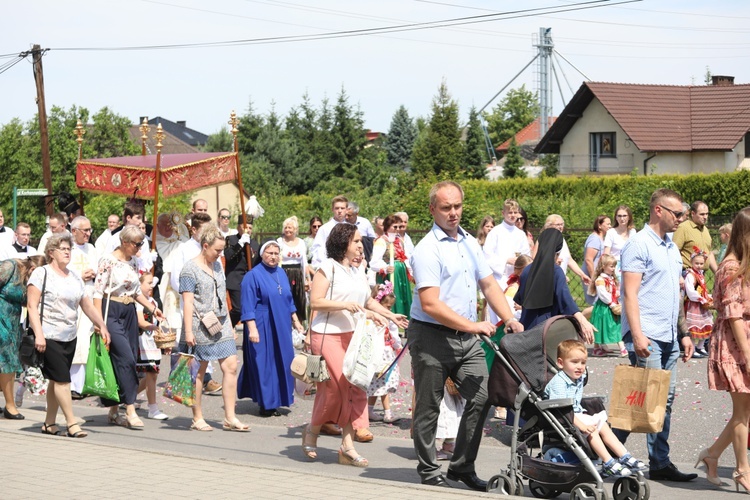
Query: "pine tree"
412 81 463 177
463 106 487 179
502 137 527 178
384 105 417 171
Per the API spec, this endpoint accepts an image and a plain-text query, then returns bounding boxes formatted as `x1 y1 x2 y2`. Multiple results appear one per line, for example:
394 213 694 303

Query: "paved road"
2 344 743 498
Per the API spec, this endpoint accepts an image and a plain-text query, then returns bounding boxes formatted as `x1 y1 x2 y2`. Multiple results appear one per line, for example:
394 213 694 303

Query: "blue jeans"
612 332 679 470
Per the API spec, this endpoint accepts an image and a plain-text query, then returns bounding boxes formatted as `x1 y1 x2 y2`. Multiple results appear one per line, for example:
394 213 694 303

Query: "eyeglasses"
132 240 145 248
659 205 685 219
616 214 629 218
219 215 230 220
56 247 71 253
76 228 93 233
212 276 223 310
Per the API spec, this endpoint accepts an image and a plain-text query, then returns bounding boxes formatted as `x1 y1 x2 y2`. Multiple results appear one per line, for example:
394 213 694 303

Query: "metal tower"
535 27 554 139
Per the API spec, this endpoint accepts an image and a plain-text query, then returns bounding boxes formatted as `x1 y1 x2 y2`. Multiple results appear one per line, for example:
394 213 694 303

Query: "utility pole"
31 44 53 215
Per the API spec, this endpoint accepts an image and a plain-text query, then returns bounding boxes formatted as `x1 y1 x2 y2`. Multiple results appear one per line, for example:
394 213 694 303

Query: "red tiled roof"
496 117 557 152
537 81 750 154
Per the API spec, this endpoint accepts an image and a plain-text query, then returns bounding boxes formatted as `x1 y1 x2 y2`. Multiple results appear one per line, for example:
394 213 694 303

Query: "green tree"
484 85 539 146
502 137 526 178
331 87 367 175
204 126 233 152
539 153 559 178
384 105 417 171
237 100 264 157
411 81 463 177
464 106 487 179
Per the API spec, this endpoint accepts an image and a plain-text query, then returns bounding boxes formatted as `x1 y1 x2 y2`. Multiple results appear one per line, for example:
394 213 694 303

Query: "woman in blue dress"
238 240 304 416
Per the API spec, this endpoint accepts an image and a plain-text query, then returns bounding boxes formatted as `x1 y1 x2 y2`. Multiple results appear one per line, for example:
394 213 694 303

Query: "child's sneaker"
602 459 632 477
368 408 383 422
147 409 170 420
383 410 400 424
619 453 647 472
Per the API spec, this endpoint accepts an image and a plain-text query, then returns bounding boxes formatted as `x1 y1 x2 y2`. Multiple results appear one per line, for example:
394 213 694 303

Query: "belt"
104 294 136 305
411 319 465 335
281 264 301 269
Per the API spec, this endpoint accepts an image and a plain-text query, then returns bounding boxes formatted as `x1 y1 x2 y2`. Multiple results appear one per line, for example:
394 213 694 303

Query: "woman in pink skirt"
302 223 408 467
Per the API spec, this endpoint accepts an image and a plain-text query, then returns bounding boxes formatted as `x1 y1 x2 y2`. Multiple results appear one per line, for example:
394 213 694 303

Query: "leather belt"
104 294 135 305
412 319 465 335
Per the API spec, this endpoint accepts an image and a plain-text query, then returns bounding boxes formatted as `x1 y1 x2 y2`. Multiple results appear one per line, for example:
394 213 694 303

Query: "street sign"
16 189 48 197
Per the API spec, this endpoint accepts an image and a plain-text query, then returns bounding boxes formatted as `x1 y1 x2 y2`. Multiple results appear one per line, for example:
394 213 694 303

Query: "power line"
51 0 639 52
0 56 26 76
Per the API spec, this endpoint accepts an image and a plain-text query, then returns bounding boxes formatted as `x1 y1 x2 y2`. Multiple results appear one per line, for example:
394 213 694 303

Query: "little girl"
684 247 713 358
589 254 626 357
367 282 402 424
136 273 170 420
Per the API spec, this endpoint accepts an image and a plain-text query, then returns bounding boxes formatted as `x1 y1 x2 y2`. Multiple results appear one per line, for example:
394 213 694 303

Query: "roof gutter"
643 153 657 175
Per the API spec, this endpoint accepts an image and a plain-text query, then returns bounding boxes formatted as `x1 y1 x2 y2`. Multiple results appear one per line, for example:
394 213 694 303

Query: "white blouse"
604 227 637 259
94 255 142 299
28 265 85 342
310 259 370 334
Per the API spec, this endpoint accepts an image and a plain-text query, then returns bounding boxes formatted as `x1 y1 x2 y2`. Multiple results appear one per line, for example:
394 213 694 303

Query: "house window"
745 132 750 158
589 132 616 172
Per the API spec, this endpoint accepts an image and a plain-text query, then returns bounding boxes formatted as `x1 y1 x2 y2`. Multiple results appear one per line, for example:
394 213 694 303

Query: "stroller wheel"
569 483 606 500
487 473 516 495
613 476 647 500
529 480 561 499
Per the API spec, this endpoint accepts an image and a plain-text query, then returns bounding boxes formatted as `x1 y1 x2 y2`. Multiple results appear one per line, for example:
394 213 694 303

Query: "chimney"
139 116 148 123
711 75 735 86
177 121 186 127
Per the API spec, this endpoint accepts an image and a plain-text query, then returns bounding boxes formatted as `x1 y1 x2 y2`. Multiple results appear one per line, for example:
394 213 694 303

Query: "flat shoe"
3 407 24 420
223 418 250 432
125 414 144 430
67 423 88 438
190 419 213 431
108 413 127 427
41 423 62 436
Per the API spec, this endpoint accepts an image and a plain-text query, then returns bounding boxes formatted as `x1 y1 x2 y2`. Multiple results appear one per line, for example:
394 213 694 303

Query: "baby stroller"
483 315 649 500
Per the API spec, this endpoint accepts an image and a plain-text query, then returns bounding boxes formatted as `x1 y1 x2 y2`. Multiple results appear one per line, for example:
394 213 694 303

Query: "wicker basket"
153 321 176 349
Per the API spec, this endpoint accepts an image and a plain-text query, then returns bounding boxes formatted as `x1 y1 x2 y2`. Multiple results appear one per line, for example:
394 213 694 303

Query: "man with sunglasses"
613 188 697 483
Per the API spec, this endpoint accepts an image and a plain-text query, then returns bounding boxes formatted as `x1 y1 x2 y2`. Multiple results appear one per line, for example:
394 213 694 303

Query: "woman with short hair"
94 225 164 430
277 216 308 323
179 223 248 432
28 233 110 437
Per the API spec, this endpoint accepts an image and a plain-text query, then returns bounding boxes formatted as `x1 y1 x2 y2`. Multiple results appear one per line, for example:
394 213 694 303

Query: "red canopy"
76 152 237 198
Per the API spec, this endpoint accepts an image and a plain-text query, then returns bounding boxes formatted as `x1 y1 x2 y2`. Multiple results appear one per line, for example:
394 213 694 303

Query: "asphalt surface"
2 339 744 498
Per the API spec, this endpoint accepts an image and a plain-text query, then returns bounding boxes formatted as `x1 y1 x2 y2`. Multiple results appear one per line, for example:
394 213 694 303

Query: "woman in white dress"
603 205 637 278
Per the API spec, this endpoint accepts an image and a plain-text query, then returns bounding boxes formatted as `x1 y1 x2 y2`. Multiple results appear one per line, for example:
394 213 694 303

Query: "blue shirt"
410 223 491 324
620 224 682 342
544 370 585 413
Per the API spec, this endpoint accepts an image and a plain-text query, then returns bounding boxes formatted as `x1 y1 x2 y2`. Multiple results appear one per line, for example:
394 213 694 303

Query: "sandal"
67 423 88 438
354 428 374 443
125 414 144 430
108 412 127 427
222 418 250 432
338 446 368 467
41 423 62 436
301 425 318 460
190 419 213 431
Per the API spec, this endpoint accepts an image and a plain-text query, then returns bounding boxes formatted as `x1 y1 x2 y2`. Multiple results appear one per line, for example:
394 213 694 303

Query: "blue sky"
2 0 749 137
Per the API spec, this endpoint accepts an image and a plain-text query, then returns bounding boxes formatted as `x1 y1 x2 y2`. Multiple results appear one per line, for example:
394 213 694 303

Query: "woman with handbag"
302 223 407 466
27 233 110 437
238 240 304 416
0 255 46 419
94 225 164 430
179 223 249 432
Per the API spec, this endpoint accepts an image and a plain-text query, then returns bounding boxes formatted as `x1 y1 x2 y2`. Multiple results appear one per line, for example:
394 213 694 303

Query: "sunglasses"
132 240 145 248
516 217 525 222
311 224 322 229
219 215 231 220
659 205 685 219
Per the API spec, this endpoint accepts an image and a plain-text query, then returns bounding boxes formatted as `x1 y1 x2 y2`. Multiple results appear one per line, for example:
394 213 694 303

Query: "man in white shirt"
38 213 67 254
345 201 376 238
310 195 348 269
95 214 120 257
483 200 532 325
394 211 415 258
0 223 37 260
68 216 99 397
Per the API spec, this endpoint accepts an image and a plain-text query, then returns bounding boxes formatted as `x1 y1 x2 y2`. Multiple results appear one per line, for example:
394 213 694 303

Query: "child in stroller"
545 339 646 478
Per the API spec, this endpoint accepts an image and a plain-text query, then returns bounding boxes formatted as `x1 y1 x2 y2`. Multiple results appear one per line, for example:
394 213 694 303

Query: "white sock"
148 403 159 413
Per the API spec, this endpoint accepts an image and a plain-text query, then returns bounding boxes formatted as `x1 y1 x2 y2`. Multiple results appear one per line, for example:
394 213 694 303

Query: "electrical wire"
0 56 26 76
51 0 639 52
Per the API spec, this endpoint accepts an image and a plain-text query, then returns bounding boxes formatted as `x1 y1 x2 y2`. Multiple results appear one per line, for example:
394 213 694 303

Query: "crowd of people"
0 184 746 492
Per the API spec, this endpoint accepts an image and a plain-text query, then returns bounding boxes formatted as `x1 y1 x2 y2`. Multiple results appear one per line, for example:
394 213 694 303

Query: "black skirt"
281 264 307 322
42 337 77 383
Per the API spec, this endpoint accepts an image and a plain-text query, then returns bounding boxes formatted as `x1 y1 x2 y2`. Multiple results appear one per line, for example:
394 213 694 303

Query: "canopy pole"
229 110 252 270
139 118 151 156
74 120 86 215
151 124 164 252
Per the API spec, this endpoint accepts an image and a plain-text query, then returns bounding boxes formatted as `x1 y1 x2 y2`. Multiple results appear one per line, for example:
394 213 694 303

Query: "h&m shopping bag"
608 364 671 433
82 335 120 402
163 351 199 407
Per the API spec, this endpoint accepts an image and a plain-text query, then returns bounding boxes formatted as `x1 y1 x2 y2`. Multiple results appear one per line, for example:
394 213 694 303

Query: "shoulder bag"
198 268 223 336
20 267 47 367
291 265 333 383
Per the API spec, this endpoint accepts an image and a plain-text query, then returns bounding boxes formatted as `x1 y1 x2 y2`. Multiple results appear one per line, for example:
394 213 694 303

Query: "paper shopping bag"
608 364 671 433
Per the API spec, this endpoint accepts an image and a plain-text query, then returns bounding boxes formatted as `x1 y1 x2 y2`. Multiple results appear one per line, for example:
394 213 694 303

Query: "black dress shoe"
649 463 697 482
3 407 25 420
447 469 488 491
422 475 451 487
259 408 281 417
